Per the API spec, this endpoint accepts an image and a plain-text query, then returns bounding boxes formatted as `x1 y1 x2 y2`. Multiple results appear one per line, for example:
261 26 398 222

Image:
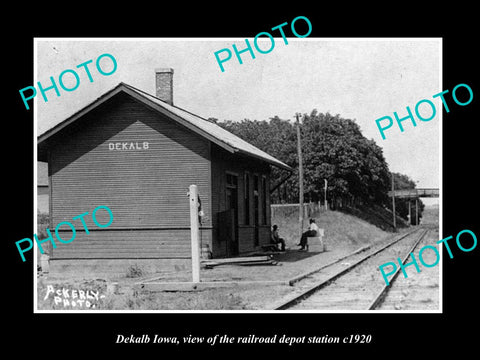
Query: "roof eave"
37 82 291 170
121 86 237 154
234 148 293 171
38 83 126 145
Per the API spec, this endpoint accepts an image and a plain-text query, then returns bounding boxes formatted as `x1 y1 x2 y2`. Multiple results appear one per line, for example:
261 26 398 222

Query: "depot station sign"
108 142 149 151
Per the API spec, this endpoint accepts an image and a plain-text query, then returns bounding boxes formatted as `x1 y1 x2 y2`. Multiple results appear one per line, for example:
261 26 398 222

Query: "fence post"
189 185 201 283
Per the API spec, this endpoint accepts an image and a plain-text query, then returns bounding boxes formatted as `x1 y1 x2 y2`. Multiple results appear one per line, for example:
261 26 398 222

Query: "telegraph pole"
296 113 304 238
391 173 396 231
324 179 328 211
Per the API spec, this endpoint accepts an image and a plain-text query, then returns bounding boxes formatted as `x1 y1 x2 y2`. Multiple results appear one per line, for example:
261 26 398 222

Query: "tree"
219 117 297 202
300 110 391 207
217 111 416 214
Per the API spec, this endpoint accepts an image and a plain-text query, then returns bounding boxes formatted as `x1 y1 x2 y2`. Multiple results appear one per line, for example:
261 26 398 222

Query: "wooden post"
189 184 201 283
415 198 418 226
296 113 304 238
391 173 396 230
408 200 411 226
324 179 328 211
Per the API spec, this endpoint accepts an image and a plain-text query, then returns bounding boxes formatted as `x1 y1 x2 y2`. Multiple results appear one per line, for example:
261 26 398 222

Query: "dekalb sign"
108 142 149 151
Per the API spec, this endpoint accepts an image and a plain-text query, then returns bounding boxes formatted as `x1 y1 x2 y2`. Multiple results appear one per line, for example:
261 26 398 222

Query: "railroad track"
367 228 429 310
370 227 440 311
271 227 430 311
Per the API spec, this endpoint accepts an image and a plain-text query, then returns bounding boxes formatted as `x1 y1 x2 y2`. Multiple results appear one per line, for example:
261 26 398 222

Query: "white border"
33 37 443 314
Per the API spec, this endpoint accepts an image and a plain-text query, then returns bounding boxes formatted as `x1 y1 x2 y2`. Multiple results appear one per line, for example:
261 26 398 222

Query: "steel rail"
367 228 429 310
287 245 372 286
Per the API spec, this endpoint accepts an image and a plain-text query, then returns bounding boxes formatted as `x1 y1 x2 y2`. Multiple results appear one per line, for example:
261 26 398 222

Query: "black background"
6 4 478 356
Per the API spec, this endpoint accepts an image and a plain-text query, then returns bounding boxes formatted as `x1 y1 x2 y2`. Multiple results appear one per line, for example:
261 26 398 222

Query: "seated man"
271 225 286 251
298 218 319 251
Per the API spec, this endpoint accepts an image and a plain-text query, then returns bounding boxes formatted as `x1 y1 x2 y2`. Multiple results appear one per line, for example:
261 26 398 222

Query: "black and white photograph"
6 8 479 355
34 38 441 312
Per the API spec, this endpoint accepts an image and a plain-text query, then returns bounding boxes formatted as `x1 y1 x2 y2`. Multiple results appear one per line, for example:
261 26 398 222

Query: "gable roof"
38 82 292 171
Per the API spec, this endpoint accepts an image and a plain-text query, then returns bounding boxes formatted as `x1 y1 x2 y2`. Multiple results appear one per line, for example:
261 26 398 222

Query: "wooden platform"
136 279 289 292
201 255 278 269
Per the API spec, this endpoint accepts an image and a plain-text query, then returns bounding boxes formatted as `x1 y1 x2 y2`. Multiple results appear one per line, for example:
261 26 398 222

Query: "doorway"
225 173 239 256
253 174 259 247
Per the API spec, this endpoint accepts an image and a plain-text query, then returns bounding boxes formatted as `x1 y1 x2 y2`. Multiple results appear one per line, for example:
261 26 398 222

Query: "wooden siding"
237 226 254 253
44 91 275 261
51 229 212 259
258 225 271 247
47 93 212 260
49 93 211 231
237 225 270 253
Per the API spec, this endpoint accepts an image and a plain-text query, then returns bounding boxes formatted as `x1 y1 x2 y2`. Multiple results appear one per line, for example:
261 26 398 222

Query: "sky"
35 38 441 204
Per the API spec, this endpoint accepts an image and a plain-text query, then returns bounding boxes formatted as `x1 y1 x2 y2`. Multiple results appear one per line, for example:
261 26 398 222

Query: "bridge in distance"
388 188 439 199
387 188 439 227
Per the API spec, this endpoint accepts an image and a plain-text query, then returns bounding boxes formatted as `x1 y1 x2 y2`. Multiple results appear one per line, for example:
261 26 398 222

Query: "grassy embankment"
271 204 392 252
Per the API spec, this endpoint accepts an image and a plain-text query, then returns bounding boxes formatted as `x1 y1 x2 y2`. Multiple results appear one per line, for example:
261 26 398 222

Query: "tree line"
209 110 423 224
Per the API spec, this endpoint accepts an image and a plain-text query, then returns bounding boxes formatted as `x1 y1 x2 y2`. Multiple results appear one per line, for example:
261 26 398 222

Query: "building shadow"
272 248 326 262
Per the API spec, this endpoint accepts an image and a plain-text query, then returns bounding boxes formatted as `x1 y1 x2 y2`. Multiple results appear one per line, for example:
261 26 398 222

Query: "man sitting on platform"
271 225 286 251
297 218 319 251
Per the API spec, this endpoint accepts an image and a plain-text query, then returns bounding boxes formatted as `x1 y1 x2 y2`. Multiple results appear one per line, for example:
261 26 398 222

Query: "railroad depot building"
37 68 291 275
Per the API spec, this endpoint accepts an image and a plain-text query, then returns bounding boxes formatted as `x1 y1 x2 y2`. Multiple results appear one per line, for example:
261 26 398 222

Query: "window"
226 173 238 188
225 173 238 228
262 176 267 225
244 172 250 225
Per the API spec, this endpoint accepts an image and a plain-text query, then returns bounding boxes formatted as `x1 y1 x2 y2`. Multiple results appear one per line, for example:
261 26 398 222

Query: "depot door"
225 174 239 256
253 175 259 247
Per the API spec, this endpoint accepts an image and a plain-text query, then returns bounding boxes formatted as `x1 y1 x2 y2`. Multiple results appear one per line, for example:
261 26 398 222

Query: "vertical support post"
391 173 396 230
189 184 200 283
296 113 304 238
408 200 411 226
415 198 418 226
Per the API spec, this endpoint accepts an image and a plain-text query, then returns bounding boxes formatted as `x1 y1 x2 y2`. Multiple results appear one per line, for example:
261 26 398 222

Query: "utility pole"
415 181 419 225
296 113 304 238
324 179 328 211
391 173 396 231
